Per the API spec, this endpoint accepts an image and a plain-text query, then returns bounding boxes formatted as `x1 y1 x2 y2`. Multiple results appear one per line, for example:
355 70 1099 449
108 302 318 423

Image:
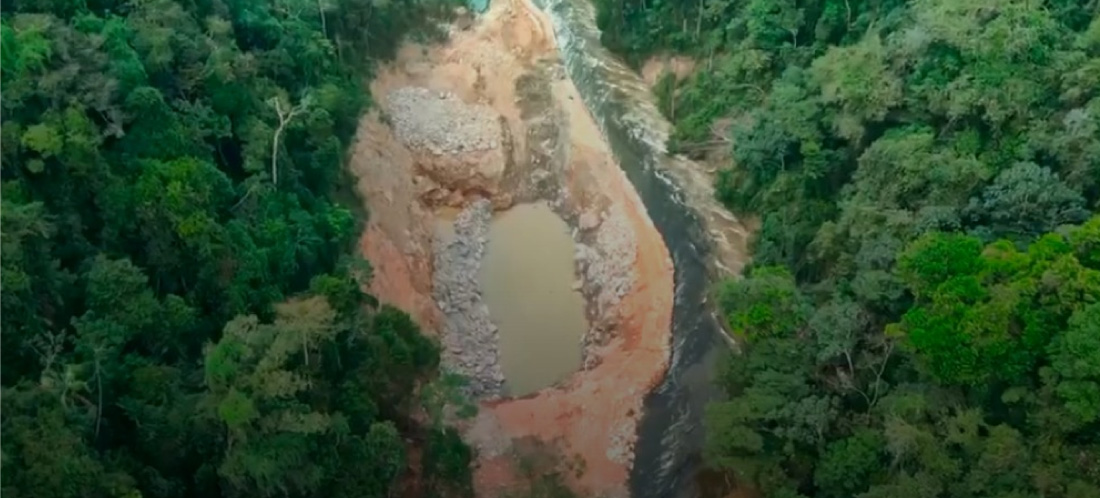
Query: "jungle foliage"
0 0 475 497
597 0 1100 496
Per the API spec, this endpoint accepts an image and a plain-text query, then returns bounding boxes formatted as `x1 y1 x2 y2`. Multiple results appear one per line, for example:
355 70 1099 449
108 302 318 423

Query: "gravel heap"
386 87 501 155
576 204 636 316
433 199 505 398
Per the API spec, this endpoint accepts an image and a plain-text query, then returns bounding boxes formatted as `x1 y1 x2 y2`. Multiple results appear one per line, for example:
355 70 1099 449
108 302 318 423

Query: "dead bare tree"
267 95 310 185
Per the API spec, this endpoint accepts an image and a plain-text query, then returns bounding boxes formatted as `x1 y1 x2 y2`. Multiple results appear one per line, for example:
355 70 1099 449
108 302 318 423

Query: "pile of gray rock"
386 87 501 155
576 204 636 316
432 199 505 398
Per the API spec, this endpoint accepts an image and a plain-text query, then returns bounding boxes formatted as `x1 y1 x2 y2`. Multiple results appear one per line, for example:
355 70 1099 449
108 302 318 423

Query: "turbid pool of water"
479 202 587 396
433 206 461 246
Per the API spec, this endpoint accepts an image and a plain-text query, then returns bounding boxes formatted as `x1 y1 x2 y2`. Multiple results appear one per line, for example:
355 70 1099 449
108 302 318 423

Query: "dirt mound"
386 87 501 154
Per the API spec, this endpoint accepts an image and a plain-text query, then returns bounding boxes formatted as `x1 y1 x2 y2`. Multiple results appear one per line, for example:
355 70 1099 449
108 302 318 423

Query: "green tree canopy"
0 0 474 496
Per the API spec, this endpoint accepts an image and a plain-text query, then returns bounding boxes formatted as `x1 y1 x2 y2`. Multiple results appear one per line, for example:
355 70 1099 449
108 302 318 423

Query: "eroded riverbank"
348 0 675 496
508 1 755 497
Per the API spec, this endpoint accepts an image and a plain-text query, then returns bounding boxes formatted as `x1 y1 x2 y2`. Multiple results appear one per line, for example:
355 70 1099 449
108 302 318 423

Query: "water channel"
528 1 732 497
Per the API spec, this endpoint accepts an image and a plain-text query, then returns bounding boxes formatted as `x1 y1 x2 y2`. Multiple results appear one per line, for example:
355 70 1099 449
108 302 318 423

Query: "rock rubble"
386 87 501 155
576 204 636 318
433 199 505 398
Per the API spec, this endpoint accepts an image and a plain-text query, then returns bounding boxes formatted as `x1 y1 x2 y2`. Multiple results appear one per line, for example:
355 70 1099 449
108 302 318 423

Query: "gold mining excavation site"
347 0 676 496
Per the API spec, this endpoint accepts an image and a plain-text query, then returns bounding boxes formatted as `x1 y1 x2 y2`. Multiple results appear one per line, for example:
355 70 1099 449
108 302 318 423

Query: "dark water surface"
529 1 730 497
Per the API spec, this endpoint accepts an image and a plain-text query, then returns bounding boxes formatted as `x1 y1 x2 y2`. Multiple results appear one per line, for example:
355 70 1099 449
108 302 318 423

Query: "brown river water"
480 202 587 396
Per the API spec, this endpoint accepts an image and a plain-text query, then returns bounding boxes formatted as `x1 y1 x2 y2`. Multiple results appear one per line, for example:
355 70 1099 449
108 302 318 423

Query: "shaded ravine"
527 1 744 497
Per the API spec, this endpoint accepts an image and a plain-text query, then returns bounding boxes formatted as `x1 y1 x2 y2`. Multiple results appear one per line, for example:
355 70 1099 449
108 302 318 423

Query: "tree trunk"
695 0 704 40
619 0 625 30
269 97 308 185
94 354 103 439
271 122 285 185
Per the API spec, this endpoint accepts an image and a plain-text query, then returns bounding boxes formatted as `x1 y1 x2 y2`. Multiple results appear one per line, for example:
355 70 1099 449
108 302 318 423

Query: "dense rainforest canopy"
597 0 1100 496
4 0 1100 496
0 0 477 497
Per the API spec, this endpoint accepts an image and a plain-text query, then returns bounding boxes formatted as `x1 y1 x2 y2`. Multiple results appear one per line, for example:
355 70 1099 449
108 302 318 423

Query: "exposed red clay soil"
476 162 673 497
349 1 675 496
352 118 443 333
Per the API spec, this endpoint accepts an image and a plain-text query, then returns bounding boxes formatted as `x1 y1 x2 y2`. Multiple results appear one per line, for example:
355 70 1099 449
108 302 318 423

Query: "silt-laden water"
480 203 587 396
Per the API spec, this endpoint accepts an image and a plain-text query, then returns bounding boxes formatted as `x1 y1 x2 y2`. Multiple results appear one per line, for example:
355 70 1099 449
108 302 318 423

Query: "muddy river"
481 203 586 396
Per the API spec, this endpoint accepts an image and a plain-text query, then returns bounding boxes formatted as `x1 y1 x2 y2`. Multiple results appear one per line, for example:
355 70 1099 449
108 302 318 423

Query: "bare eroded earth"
347 0 675 496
